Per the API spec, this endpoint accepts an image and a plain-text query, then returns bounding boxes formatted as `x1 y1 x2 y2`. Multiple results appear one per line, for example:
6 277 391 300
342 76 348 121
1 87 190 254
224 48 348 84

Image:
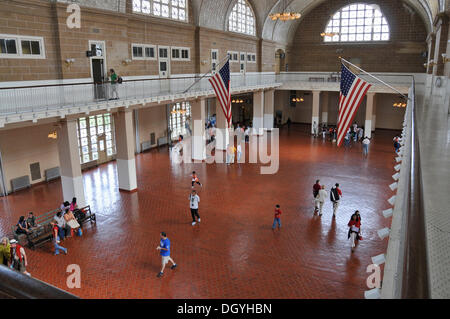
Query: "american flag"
209 59 231 126
337 64 372 147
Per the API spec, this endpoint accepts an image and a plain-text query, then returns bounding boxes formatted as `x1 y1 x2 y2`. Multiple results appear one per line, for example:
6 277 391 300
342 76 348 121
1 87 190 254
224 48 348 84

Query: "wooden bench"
12 205 96 249
74 205 96 225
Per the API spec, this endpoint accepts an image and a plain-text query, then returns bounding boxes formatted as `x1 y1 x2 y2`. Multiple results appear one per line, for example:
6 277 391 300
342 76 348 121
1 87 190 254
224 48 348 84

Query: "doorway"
158 46 170 78
275 49 286 74
89 41 107 100
239 51 246 74
211 49 218 74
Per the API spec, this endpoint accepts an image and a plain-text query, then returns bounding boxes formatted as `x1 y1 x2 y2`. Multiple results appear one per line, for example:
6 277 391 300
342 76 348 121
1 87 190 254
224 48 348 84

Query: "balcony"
0 71 424 127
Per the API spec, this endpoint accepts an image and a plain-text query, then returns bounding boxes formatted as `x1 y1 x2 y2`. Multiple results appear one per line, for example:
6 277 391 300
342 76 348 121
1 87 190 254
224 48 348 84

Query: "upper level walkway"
0 72 424 127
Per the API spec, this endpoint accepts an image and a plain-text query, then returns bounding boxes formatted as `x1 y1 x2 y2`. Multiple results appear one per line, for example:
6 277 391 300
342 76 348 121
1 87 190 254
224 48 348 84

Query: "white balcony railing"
0 73 278 116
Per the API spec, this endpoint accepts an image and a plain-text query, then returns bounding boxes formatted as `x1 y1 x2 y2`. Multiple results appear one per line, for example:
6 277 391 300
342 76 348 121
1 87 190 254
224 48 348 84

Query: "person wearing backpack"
109 69 120 100
330 183 343 218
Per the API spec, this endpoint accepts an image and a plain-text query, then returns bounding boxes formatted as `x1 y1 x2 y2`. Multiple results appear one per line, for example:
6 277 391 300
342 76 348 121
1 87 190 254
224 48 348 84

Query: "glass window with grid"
132 0 187 22
169 102 191 140
323 3 390 43
77 114 116 164
228 0 255 36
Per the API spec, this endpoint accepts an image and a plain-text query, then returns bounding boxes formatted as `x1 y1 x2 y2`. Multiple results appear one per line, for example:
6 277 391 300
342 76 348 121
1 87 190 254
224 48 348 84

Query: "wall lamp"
48 131 57 139
442 53 450 63
65 58 75 67
122 59 132 66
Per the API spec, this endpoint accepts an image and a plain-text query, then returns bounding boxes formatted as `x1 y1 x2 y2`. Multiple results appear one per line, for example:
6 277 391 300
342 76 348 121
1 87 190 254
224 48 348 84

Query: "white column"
365 92 375 138
311 90 320 134
114 109 137 191
372 101 377 132
57 118 86 207
215 98 229 150
253 91 264 135
321 91 329 125
263 89 274 130
191 98 206 161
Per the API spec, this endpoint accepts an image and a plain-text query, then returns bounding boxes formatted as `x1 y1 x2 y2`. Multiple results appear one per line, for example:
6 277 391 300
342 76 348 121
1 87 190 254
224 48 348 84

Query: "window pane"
81 137 88 146
323 4 389 43
83 154 90 163
21 41 31 55
89 117 96 127
90 127 97 136
133 0 141 12
142 0 150 14
92 152 99 160
6 39 17 54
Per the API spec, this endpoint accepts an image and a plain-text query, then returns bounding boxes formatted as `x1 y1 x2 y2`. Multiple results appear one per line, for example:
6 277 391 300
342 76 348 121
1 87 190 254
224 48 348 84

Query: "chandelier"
269 0 301 21
321 32 339 37
171 109 186 115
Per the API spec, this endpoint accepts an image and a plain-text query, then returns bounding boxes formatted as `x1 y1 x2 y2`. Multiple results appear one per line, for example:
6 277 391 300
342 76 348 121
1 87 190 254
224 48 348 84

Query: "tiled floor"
0 125 396 299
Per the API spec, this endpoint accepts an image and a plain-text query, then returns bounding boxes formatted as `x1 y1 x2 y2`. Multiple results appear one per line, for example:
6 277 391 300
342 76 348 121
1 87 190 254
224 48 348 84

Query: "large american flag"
209 60 231 127
337 64 372 147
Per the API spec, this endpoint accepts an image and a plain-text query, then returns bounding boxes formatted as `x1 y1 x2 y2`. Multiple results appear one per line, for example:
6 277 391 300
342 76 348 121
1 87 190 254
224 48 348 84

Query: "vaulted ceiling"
192 0 441 45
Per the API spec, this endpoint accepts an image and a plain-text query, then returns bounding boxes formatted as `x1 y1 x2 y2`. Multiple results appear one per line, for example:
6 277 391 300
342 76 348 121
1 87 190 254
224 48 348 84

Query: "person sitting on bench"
26 212 38 229
54 211 68 240
64 210 80 236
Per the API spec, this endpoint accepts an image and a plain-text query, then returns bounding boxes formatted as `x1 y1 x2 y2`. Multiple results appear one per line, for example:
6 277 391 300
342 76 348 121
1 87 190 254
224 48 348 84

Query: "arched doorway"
274 49 286 74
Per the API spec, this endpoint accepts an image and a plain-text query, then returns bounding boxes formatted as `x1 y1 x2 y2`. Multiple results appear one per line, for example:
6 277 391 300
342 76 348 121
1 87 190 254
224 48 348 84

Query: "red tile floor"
0 125 396 299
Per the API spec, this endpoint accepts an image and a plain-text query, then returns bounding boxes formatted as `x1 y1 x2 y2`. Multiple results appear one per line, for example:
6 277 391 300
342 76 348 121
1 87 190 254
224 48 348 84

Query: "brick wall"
0 0 62 82
288 0 428 73
0 0 277 82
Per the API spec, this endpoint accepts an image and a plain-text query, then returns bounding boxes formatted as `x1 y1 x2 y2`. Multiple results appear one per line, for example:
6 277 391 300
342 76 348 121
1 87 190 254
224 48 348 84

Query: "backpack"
117 76 123 84
330 187 340 202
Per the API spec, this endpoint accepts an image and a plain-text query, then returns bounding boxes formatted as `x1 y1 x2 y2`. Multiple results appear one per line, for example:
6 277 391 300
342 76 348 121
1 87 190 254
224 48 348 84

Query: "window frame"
227 51 239 63
132 0 189 23
322 3 391 44
132 43 157 60
170 46 190 61
227 0 256 36
247 52 256 64
0 34 45 59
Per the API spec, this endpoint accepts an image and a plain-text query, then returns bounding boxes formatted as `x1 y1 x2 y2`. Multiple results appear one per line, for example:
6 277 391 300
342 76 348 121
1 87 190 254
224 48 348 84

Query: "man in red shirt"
272 204 282 230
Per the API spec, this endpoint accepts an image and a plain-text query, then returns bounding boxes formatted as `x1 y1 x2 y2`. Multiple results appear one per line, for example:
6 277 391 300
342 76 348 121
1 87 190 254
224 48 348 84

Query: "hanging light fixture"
269 0 301 21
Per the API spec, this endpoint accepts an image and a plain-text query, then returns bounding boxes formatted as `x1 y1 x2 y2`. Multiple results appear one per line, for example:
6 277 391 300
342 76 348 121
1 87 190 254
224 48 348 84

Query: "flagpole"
340 57 411 101
183 55 231 94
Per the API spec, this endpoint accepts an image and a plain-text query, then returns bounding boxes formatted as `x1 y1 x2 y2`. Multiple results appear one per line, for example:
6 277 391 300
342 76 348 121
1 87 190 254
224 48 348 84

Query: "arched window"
323 3 390 43
132 0 188 22
228 0 256 36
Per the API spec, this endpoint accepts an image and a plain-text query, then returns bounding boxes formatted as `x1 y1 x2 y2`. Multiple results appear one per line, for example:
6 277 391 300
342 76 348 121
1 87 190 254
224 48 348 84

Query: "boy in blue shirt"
157 232 177 277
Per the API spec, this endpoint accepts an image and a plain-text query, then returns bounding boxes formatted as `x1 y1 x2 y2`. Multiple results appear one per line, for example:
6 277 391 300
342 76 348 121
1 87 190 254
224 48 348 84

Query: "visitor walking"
272 204 282 230
312 121 318 138
189 190 201 226
156 232 177 278
315 185 328 216
51 222 67 256
109 69 119 100
9 239 31 276
313 179 321 213
0 237 11 266
347 213 361 252
362 136 371 158
330 183 342 218
191 171 202 188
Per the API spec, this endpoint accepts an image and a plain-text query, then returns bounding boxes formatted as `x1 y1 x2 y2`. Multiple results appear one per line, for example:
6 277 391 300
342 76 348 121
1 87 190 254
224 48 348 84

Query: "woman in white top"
362 136 371 158
315 185 328 216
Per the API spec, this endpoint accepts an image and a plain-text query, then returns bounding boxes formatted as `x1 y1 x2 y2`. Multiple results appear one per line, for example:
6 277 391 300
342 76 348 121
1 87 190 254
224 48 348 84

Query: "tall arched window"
228 0 256 36
323 3 390 42
132 0 188 22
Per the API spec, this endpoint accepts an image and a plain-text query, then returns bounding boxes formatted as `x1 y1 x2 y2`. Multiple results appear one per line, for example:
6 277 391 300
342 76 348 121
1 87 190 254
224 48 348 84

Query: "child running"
191 171 202 188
